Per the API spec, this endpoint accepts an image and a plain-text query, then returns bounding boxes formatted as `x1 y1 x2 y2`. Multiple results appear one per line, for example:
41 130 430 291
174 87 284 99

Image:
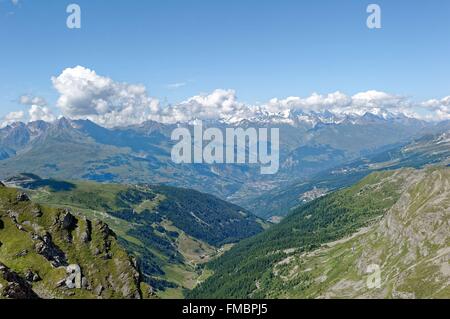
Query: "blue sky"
1 0 450 119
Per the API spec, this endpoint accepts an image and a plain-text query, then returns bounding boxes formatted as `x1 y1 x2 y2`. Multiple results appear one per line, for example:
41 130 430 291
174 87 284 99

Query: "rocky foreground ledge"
0 185 153 299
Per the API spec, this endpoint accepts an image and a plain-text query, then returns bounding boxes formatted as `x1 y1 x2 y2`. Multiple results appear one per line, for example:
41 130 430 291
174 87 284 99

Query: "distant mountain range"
1 110 448 299
0 112 447 218
240 127 450 219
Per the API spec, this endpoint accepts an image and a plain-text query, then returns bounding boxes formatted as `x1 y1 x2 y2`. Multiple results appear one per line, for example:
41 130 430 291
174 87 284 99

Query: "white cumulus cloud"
51 67 250 126
28 105 56 123
1 106 57 127
162 89 250 123
266 91 352 113
4 66 448 128
52 66 160 127
264 90 413 117
1 94 56 127
421 96 450 120
1 110 25 128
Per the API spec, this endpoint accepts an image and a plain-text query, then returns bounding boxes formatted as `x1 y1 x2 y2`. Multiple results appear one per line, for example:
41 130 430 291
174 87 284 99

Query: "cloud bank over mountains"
51 66 160 128
2 66 449 128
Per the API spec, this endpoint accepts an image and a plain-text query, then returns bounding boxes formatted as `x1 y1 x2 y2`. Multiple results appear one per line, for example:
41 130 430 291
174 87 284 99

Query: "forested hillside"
4 174 265 298
189 167 450 298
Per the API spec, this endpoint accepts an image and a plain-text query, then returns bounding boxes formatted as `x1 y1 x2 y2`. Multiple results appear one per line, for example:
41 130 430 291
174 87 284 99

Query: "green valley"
3 174 266 298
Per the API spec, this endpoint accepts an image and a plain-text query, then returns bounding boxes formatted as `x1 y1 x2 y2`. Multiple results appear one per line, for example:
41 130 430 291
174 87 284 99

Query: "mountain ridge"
0 114 444 210
240 127 450 218
0 184 151 299
3 173 266 298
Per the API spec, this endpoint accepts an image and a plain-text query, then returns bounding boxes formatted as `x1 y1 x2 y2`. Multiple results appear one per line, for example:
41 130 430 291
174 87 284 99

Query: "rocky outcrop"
262 167 450 299
32 232 68 268
62 211 78 231
7 210 26 231
24 269 41 283
79 218 92 244
16 192 30 202
93 220 115 260
52 210 78 243
0 187 149 299
0 263 39 299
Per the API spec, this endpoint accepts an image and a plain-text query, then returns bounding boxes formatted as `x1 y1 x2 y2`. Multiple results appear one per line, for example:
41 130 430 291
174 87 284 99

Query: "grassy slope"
25 178 265 298
190 167 450 299
0 186 147 299
259 167 450 298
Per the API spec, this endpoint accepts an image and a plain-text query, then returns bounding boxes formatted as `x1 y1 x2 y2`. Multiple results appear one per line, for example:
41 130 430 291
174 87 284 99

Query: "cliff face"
190 167 449 299
0 186 150 299
333 167 450 298
269 167 450 299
